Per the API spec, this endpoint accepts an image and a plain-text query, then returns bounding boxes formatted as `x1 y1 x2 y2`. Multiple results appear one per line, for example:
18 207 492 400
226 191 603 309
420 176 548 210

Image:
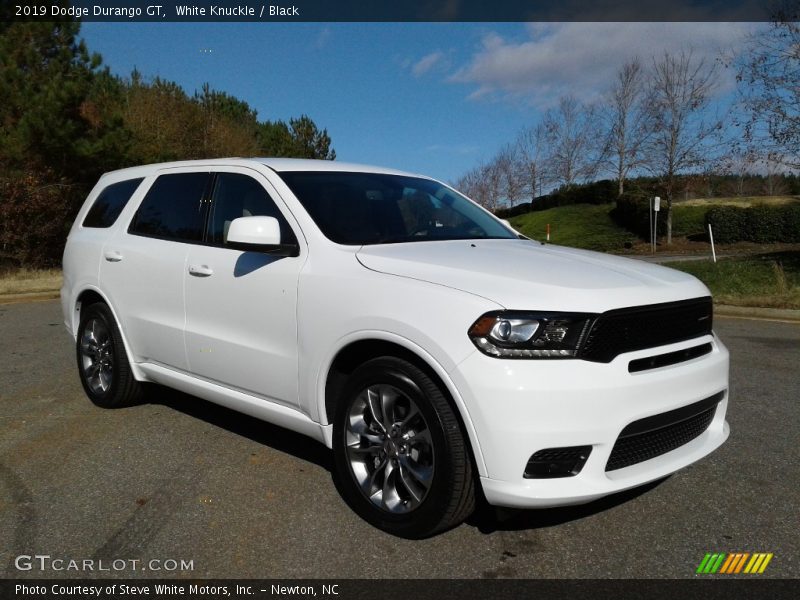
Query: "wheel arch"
73 286 146 382
319 333 487 477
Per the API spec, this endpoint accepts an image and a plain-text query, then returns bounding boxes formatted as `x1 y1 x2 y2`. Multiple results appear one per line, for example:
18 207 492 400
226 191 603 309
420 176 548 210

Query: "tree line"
456 7 800 245
0 15 335 268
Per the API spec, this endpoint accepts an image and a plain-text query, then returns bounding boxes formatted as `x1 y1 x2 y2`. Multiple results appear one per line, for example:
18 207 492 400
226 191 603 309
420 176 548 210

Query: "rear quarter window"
82 178 144 228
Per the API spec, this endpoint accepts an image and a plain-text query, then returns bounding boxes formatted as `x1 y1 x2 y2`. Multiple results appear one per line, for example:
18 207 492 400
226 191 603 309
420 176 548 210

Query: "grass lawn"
0 268 62 295
509 203 637 252
669 252 800 309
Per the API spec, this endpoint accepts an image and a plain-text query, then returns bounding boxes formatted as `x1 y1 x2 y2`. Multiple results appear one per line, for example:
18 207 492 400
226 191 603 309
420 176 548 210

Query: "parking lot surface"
1 300 797 578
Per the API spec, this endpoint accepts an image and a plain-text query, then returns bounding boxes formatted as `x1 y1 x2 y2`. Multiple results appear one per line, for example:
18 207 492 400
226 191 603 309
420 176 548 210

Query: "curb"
0 291 60 305
715 304 800 323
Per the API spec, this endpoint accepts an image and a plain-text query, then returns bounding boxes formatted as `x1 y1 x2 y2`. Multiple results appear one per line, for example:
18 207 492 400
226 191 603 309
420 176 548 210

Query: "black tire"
332 356 475 538
76 302 142 408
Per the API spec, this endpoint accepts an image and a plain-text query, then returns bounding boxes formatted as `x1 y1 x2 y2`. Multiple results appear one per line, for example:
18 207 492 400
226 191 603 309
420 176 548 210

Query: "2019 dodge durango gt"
62 158 730 537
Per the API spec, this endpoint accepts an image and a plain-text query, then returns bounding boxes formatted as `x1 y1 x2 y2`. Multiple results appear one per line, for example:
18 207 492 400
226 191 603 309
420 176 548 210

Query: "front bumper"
449 333 730 508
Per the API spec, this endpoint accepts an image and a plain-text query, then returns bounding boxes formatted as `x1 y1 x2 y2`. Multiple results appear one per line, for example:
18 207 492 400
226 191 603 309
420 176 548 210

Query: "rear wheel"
332 357 475 538
76 303 142 408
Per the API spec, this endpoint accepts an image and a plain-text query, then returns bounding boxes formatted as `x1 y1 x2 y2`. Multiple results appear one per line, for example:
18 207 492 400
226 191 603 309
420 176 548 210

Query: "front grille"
606 391 724 472
579 297 713 363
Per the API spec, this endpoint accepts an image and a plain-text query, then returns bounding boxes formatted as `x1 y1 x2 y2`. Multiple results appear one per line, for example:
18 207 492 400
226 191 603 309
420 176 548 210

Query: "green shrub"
749 205 784 242
782 204 800 243
609 194 667 239
705 206 748 243
705 205 800 243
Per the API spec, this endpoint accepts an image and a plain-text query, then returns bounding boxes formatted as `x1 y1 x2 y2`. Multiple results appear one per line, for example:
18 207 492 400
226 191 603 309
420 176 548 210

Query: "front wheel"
76 302 142 408
332 357 475 538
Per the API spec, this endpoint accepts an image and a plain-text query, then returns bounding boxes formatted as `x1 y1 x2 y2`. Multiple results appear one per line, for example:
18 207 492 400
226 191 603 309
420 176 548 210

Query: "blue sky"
80 22 752 184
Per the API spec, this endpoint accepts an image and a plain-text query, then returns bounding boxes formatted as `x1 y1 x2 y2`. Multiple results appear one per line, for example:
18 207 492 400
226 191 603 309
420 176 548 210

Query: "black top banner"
4 0 789 22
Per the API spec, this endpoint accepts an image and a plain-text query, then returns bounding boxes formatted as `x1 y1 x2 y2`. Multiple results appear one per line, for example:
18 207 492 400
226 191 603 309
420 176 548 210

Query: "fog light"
523 445 592 479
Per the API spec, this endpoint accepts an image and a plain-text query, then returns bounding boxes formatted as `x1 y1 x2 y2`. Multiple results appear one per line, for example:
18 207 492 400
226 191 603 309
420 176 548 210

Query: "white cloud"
449 23 752 107
412 51 446 77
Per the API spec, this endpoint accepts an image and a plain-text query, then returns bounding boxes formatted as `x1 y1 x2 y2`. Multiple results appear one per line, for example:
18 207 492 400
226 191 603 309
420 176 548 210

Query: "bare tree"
602 59 652 196
482 159 503 211
455 160 502 211
514 123 549 203
493 144 524 207
719 147 758 197
543 96 603 189
647 50 722 244
763 152 790 196
739 2 800 169
454 165 487 206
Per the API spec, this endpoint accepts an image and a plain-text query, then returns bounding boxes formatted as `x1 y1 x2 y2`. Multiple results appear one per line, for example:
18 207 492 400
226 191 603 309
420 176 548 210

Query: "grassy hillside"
509 196 800 249
509 204 636 252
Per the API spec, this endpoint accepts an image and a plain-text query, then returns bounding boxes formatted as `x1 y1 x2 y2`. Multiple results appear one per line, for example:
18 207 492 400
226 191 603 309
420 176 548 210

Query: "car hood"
355 239 710 312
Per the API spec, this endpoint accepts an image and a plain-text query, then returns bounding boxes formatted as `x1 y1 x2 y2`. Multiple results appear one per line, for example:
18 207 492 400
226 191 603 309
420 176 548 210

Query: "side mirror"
226 216 298 256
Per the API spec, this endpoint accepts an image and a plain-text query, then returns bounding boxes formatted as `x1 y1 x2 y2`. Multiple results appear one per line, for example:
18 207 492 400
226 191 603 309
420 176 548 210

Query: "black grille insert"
606 391 724 472
628 343 713 373
579 297 713 363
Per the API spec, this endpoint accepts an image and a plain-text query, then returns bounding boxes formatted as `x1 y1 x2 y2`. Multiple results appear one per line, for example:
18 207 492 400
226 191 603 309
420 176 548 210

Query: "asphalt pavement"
0 300 797 579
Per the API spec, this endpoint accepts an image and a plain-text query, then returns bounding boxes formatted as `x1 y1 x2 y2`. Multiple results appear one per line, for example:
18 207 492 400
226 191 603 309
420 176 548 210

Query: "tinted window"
82 178 143 228
278 171 516 245
208 173 297 246
130 173 209 242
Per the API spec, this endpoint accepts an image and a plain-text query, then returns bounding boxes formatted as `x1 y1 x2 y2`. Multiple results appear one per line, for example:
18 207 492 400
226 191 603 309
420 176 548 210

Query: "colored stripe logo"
696 552 774 574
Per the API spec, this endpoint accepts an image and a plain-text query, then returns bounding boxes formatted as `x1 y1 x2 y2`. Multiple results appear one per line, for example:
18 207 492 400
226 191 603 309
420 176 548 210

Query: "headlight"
468 311 595 358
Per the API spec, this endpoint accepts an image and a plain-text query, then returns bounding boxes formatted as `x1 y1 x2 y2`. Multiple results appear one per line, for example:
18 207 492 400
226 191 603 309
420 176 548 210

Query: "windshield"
278 171 517 245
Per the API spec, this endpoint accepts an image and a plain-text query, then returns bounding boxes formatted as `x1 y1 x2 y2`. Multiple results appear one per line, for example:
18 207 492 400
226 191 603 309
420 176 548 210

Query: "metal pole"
652 196 661 254
708 223 717 263
653 208 658 254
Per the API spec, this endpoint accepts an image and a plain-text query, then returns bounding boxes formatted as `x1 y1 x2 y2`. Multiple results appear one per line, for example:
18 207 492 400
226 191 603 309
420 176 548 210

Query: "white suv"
62 158 729 537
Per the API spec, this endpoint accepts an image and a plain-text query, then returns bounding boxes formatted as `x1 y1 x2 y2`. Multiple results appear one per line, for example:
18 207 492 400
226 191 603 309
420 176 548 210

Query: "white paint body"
62 158 729 508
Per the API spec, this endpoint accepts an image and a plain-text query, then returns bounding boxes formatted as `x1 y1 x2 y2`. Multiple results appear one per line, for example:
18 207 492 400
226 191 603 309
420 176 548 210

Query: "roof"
99 157 422 182
255 158 418 177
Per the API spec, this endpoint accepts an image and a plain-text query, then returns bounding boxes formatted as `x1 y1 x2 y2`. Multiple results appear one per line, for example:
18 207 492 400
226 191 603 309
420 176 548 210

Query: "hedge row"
495 180 621 218
494 202 533 219
531 180 619 212
609 194 667 239
706 205 800 243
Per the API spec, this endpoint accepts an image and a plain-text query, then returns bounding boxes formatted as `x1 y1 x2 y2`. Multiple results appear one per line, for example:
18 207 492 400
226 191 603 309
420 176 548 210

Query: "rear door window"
82 178 144 228
129 173 210 242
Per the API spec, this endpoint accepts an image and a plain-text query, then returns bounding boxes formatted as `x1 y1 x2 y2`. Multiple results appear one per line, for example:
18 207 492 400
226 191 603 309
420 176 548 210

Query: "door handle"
104 250 123 262
188 264 214 277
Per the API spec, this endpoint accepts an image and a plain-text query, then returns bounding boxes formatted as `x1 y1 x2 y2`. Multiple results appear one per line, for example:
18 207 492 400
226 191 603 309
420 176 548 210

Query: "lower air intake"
606 391 724 472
